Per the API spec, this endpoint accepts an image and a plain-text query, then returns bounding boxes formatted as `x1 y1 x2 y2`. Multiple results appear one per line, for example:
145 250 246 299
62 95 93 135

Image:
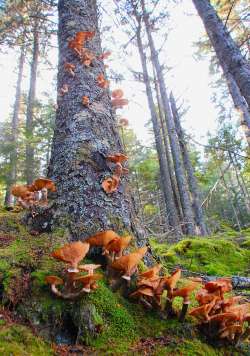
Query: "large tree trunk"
135 22 182 235
141 1 196 236
192 0 250 142
48 0 146 245
25 20 39 185
169 92 208 235
4 46 25 206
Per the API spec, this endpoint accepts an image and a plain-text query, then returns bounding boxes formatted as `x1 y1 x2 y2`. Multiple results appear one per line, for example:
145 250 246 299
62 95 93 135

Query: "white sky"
0 0 240 151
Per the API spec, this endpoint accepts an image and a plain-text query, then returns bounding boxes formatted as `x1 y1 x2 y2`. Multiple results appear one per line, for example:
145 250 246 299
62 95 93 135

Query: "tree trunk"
170 92 208 236
192 0 250 133
221 62 250 147
25 20 39 184
141 0 196 236
153 74 184 224
48 0 146 245
135 21 182 235
4 46 25 206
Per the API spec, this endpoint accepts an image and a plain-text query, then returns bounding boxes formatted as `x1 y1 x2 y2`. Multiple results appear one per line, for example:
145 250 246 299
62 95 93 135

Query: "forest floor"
0 208 249 355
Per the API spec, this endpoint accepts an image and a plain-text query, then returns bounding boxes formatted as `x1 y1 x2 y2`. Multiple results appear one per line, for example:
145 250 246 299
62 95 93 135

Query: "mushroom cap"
111 89 124 99
11 185 34 199
51 241 90 267
165 269 182 291
32 178 57 192
195 288 221 305
105 235 132 253
189 297 219 320
106 153 128 164
64 62 75 70
85 230 119 247
78 264 101 273
45 275 64 285
209 312 239 324
138 277 161 290
102 176 120 194
172 282 198 299
205 278 232 293
111 246 147 274
73 273 103 285
139 264 162 280
111 98 129 108
130 287 154 298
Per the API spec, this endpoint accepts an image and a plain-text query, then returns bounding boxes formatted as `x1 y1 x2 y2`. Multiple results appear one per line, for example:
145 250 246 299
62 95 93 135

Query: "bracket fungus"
59 84 69 96
68 31 95 56
82 95 90 106
96 73 109 88
102 153 128 194
64 62 75 76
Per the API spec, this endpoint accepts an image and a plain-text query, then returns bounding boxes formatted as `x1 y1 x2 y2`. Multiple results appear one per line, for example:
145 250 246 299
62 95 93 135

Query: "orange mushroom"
118 118 129 127
98 51 112 60
11 184 34 200
51 241 90 272
64 62 75 76
130 287 154 298
111 246 148 280
68 31 95 55
172 282 199 321
96 73 109 88
189 297 219 322
45 275 64 297
85 230 119 252
111 98 129 109
59 84 69 96
139 264 162 280
29 178 57 192
111 89 124 99
106 153 128 164
82 96 90 106
73 273 102 293
81 48 95 67
104 235 132 259
219 324 243 341
78 264 101 275
102 175 120 194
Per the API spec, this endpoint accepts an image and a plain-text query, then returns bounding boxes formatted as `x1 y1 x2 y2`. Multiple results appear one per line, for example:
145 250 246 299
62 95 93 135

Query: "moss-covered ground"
0 209 249 355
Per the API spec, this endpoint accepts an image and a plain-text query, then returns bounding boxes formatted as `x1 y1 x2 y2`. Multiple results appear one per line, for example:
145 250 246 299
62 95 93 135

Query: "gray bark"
170 92 208 236
4 46 25 206
192 0 250 132
221 62 250 147
141 1 196 236
48 0 146 246
135 21 182 234
153 75 184 223
25 20 39 185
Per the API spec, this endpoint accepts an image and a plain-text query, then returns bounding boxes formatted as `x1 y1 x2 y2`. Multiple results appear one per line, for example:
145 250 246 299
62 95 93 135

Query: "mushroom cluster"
102 153 128 194
130 267 198 321
11 177 56 209
189 278 250 343
45 241 102 299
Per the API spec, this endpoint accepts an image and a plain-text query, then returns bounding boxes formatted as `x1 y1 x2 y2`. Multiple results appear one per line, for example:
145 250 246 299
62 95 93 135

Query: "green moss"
150 236 250 276
0 324 54 356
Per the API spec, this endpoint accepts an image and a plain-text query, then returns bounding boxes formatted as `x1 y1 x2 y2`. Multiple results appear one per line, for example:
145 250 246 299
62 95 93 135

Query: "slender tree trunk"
153 74 184 223
25 20 39 184
134 21 182 235
221 62 250 147
141 1 196 235
48 0 147 245
192 0 250 128
4 46 25 206
170 92 208 235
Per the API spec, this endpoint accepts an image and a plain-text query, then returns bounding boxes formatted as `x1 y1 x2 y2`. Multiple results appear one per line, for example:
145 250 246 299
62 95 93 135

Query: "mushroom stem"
179 302 190 322
165 298 175 318
51 284 63 298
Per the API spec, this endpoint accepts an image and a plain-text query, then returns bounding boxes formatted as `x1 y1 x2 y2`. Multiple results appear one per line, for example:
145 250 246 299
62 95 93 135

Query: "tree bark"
134 21 182 234
192 0 250 136
141 0 196 236
153 74 184 224
221 62 250 147
48 0 147 246
4 46 25 206
25 20 39 185
170 92 208 236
